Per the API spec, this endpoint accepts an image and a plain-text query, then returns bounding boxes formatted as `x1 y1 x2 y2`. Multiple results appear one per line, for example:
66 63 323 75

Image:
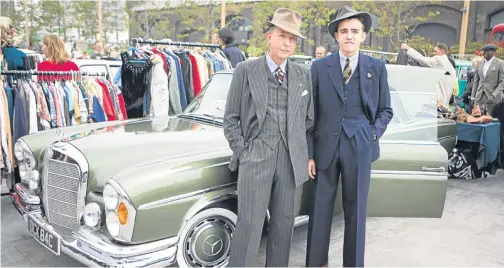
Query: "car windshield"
183 73 233 118
184 65 441 142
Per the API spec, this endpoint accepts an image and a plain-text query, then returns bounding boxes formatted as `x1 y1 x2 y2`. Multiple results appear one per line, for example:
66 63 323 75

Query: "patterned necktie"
275 66 284 84
343 57 352 84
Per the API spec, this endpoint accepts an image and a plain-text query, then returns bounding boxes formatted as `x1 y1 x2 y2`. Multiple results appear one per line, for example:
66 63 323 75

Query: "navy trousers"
306 127 373 267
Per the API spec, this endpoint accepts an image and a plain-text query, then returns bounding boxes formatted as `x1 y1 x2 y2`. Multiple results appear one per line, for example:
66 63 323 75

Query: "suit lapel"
358 52 373 107
287 62 302 132
249 56 268 127
327 53 344 101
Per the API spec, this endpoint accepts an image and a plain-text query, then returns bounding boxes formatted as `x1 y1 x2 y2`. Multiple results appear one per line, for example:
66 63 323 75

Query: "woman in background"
38 34 79 80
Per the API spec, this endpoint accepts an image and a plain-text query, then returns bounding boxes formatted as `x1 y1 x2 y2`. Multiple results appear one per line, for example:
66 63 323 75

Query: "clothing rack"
131 37 221 49
1 70 106 76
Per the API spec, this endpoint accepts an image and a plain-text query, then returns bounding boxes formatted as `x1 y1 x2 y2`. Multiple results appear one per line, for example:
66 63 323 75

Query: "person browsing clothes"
38 35 79 81
223 8 314 267
217 27 246 68
306 6 393 267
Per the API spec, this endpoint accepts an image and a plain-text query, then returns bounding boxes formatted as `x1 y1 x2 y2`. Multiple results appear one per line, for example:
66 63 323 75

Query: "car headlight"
103 184 119 210
83 203 101 228
103 180 136 242
14 140 39 190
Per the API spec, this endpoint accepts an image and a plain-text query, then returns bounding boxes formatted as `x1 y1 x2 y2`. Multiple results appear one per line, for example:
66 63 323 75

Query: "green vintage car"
12 64 452 267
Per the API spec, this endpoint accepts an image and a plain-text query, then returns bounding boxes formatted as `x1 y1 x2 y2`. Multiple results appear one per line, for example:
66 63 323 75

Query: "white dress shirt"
483 57 494 78
339 50 359 79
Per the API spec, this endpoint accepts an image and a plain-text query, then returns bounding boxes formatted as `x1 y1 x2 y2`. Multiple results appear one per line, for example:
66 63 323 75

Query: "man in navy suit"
305 6 393 267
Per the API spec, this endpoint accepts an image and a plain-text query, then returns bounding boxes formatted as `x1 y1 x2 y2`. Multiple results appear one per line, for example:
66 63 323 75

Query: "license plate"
27 215 61 255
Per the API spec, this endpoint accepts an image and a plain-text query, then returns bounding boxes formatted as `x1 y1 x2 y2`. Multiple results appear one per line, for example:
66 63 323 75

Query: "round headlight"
83 203 102 227
14 141 24 160
106 211 120 237
103 184 119 210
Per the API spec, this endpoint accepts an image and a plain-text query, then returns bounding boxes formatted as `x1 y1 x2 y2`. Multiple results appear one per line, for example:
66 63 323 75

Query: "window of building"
489 9 504 29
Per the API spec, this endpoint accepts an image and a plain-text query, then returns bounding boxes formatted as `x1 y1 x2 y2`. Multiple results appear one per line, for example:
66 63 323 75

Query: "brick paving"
2 172 504 267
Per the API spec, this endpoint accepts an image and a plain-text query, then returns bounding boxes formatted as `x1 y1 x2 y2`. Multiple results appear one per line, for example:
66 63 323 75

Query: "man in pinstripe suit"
223 8 314 267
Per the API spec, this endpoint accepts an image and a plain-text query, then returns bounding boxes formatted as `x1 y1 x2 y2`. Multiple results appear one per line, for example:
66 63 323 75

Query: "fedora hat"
269 8 307 39
327 5 372 39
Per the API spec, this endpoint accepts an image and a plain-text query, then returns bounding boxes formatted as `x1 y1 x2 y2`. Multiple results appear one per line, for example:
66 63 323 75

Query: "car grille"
44 159 81 232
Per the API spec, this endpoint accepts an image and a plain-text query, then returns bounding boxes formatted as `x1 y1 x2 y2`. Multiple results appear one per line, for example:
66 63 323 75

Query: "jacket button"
335 133 339 136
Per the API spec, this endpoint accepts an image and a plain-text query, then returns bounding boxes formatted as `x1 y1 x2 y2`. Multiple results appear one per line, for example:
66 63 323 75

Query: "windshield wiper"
178 113 223 126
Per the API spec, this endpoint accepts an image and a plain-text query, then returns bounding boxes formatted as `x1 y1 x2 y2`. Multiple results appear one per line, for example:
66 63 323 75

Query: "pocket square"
302 90 308 96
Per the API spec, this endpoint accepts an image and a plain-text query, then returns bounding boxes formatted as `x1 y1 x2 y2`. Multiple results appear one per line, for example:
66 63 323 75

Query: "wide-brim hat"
327 5 372 39
269 8 307 39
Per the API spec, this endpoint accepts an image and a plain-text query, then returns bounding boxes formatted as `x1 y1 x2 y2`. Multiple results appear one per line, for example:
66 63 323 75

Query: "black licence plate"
27 215 61 255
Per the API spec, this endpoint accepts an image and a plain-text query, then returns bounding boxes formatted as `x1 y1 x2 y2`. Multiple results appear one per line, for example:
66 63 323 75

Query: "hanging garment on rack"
120 51 153 119
3 75 127 142
37 60 80 81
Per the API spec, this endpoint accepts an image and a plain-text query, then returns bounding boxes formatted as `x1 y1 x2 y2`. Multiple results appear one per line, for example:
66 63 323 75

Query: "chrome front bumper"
11 184 178 267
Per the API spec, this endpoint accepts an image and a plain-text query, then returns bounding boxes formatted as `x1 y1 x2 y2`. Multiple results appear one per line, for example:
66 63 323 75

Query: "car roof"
74 59 122 66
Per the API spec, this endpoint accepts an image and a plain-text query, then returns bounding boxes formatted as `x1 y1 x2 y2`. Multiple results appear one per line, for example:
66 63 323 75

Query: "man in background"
216 27 246 68
401 42 456 107
315 46 327 59
471 44 504 115
90 42 105 59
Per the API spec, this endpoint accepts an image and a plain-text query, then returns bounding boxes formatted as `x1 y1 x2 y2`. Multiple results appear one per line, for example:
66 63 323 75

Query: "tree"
70 1 99 42
246 0 334 56
352 1 441 51
171 0 246 42
126 1 172 40
39 0 68 40
2 0 42 48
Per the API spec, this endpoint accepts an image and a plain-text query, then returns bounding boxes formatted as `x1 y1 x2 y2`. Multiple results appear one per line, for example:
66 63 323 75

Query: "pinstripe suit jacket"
223 56 315 187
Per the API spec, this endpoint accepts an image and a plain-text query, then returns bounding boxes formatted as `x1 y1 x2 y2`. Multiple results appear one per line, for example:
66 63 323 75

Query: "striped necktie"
275 66 284 84
343 57 352 84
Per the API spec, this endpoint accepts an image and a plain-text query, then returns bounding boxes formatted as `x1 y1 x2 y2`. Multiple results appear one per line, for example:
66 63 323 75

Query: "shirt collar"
265 51 287 73
339 50 359 62
485 57 494 64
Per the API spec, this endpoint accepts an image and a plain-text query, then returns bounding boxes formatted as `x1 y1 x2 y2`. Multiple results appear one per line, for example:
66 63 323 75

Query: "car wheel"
177 207 237 267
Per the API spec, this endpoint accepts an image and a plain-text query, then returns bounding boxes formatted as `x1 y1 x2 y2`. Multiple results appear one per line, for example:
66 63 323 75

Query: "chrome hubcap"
183 216 235 267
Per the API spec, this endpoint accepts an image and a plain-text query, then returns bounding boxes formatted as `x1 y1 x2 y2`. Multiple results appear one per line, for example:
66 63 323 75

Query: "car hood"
64 116 230 194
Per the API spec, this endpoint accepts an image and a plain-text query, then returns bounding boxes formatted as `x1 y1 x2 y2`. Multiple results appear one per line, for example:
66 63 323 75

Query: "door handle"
421 166 446 172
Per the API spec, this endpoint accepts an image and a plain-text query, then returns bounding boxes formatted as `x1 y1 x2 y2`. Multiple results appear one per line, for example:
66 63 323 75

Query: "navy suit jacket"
307 52 393 170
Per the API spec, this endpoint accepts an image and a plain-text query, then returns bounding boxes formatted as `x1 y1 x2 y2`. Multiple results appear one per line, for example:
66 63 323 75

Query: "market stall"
447 106 502 179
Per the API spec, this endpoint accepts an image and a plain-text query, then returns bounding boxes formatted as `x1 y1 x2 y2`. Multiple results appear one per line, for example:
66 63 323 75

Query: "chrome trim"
294 215 309 227
43 142 89 233
379 140 441 145
421 166 446 173
106 179 137 243
371 170 447 177
139 182 237 210
14 183 40 204
26 211 177 267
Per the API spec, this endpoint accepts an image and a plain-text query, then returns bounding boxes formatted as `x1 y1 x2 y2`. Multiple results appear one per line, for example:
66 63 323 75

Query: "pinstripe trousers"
228 138 301 267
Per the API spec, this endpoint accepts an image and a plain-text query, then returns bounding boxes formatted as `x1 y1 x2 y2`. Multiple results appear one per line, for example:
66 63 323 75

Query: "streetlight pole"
458 0 471 55
221 0 226 28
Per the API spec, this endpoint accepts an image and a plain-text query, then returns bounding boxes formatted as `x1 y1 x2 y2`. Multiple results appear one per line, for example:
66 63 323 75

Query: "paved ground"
2 172 504 267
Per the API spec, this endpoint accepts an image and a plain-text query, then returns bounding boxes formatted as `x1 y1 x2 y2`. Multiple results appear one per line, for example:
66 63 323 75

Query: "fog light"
28 170 40 190
106 211 120 237
83 203 101 227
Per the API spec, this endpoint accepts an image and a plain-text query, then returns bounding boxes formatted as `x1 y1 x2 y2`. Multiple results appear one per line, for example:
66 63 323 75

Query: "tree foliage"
171 0 246 42
352 0 441 51
1 0 42 48
39 0 69 40
246 0 334 56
